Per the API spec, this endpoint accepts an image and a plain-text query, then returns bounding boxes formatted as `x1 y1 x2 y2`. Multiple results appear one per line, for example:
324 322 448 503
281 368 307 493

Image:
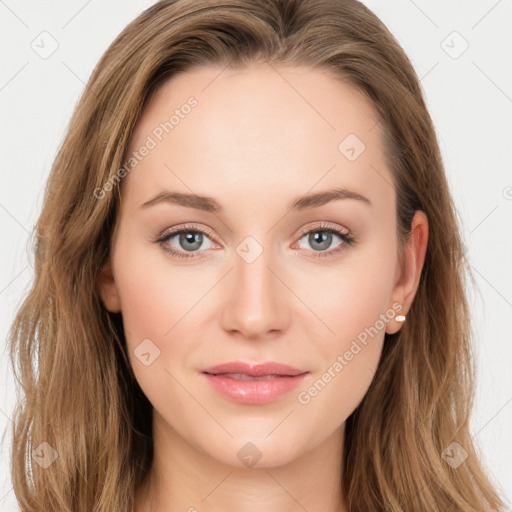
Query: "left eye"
296 229 345 252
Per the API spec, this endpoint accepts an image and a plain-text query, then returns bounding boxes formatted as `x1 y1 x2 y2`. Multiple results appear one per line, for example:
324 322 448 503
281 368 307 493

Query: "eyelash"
155 222 356 260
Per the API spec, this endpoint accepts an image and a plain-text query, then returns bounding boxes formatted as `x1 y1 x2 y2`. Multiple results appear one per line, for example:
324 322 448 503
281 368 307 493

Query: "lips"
200 361 309 405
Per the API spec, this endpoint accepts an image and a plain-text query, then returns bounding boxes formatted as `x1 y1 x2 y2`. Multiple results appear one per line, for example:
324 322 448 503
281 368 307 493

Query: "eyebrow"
140 187 372 213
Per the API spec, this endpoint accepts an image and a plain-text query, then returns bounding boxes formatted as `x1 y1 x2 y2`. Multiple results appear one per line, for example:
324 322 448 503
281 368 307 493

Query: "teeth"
217 373 282 381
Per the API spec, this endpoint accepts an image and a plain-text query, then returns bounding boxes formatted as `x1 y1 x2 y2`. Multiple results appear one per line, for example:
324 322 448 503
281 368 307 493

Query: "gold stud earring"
396 314 406 322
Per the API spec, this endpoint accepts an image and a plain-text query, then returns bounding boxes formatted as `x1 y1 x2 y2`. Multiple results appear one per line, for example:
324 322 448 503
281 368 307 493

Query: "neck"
134 412 348 512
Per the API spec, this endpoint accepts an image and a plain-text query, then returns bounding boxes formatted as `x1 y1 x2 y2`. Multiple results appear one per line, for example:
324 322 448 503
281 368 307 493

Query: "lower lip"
201 372 308 405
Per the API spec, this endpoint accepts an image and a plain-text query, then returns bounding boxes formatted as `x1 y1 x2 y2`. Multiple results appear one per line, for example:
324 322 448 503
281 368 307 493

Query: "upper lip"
201 361 308 377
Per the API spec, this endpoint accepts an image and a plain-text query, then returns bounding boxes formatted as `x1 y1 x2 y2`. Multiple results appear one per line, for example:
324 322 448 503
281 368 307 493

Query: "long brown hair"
6 1 507 510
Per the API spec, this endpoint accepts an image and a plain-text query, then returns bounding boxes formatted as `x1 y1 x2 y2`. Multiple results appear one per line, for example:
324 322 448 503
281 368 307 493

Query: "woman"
7 0 507 510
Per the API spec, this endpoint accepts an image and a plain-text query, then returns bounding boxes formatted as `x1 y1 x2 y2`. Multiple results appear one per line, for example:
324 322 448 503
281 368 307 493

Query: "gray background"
1 0 511 509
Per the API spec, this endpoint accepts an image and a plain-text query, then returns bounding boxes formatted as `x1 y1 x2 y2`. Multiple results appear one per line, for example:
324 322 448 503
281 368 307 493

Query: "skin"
97 63 428 512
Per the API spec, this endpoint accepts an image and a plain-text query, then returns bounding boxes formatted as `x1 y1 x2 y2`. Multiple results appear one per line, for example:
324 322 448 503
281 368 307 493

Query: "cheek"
112 234 216 380
298 277 388 427
115 265 168 344
113 226 198 338
297 243 395 417
112 234 186 359
308 245 395 348
112 241 203 412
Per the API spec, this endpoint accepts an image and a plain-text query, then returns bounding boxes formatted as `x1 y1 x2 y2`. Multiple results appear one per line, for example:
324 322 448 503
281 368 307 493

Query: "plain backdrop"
1 1 511 509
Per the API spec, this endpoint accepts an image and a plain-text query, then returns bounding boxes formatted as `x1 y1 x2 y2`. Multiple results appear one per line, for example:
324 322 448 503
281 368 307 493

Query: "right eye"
156 225 217 259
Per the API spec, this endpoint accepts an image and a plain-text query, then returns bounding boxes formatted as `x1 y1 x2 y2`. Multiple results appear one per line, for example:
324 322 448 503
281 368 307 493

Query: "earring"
396 314 406 322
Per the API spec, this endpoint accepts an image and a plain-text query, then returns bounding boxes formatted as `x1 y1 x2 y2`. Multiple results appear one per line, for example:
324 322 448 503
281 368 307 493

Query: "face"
98 63 427 468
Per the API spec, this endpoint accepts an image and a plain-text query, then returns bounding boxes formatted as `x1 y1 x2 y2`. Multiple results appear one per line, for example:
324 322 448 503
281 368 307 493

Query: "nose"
218 246 291 340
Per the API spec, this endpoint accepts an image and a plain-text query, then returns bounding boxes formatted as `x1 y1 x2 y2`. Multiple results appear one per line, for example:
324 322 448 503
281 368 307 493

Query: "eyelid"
295 220 351 239
158 222 219 242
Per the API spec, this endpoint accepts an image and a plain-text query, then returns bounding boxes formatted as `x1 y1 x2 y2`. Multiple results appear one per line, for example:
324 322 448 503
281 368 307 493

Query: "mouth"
204 372 299 381
201 361 307 377
200 361 309 404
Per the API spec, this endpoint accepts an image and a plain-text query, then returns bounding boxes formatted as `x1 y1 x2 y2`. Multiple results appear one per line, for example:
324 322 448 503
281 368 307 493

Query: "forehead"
122 63 393 216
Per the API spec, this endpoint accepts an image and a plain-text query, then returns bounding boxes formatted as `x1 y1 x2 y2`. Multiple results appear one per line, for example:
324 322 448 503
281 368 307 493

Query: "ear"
386 210 429 334
97 258 121 313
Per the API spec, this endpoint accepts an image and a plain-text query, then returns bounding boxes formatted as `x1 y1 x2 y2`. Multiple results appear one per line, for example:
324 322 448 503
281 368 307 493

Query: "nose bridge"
219 234 289 337
236 241 274 297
